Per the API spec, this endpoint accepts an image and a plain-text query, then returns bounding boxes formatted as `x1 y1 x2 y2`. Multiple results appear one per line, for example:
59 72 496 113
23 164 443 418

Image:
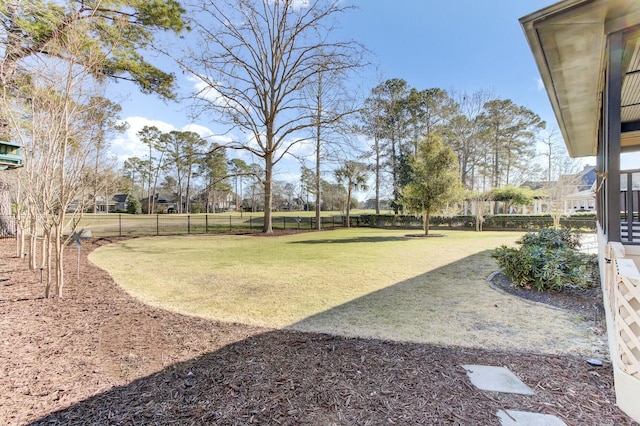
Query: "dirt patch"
0 238 635 425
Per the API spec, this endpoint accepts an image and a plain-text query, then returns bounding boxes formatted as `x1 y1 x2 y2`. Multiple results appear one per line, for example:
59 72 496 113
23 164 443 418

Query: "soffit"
520 0 640 158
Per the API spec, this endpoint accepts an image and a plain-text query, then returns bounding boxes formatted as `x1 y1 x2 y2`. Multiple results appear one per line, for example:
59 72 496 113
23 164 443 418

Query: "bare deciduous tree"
303 58 365 229
180 0 364 232
0 0 186 235
2 29 129 297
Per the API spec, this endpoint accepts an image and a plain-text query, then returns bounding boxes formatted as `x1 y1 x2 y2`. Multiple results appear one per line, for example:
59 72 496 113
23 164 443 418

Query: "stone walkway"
463 365 567 425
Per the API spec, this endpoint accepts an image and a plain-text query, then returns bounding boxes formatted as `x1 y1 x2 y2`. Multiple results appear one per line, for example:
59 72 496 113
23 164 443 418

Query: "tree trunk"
391 136 398 214
44 231 53 298
315 132 322 230
263 152 273 233
29 220 37 269
345 187 352 228
186 168 192 213
15 224 21 258
314 73 323 230
54 224 65 298
475 200 483 232
41 231 47 268
375 136 381 215
423 210 430 235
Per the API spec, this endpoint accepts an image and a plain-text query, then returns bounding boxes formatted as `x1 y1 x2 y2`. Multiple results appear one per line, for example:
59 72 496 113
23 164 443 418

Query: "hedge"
358 213 596 231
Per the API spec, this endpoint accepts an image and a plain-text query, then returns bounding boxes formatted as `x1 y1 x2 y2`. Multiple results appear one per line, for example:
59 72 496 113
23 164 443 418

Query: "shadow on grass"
288 235 410 244
282 249 565 350
26 250 613 425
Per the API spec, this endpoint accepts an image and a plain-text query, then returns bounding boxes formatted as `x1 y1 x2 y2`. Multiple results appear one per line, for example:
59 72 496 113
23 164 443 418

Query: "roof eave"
520 0 603 158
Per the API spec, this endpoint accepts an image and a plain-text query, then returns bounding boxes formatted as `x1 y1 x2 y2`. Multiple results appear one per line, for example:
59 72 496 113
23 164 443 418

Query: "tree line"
357 79 547 215
119 127 352 215
0 0 571 297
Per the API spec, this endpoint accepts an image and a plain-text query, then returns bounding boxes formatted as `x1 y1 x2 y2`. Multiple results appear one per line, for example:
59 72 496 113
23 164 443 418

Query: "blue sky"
111 0 630 183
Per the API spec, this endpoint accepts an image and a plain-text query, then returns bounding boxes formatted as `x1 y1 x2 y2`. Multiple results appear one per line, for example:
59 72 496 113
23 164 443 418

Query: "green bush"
517 228 581 250
358 213 596 231
492 229 598 292
126 197 142 215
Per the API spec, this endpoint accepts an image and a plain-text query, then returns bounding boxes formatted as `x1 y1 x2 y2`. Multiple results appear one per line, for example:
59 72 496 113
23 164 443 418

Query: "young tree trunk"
29 221 37 270
15 224 21 258
54 224 64 298
423 210 431 236
391 137 398 214
41 231 47 269
185 168 192 214
44 231 53 298
475 200 483 232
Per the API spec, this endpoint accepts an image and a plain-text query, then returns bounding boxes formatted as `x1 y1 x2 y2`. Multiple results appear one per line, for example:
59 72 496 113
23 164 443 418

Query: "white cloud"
110 116 176 164
275 171 301 183
109 117 244 166
290 0 309 10
267 0 309 11
186 74 230 107
537 78 545 91
181 123 215 139
285 138 314 160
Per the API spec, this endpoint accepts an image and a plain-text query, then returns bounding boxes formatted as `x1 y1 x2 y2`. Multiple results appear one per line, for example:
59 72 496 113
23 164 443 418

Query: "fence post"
205 214 208 234
156 214 159 236
119 214 122 237
187 215 191 234
283 216 286 230
229 215 232 231
249 216 252 230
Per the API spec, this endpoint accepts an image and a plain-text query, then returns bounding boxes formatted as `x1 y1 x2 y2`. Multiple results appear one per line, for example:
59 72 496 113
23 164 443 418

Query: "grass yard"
89 228 601 354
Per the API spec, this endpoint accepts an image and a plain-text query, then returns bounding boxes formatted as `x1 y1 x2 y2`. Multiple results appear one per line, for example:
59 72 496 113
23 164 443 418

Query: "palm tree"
335 161 369 228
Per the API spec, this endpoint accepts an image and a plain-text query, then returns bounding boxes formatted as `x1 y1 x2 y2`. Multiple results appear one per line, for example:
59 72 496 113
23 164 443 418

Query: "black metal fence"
359 214 597 232
0 213 598 240
66 214 348 237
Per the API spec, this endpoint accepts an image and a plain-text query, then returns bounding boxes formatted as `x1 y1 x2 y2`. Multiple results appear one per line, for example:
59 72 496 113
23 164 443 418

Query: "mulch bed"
0 237 636 425
489 271 605 320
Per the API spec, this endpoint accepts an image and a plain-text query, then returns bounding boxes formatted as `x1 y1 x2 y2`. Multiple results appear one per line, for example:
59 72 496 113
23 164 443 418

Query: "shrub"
517 228 581 250
126 197 142 215
492 229 598 292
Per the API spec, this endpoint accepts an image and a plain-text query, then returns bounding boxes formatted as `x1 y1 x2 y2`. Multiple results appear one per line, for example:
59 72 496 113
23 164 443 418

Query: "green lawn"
89 228 599 354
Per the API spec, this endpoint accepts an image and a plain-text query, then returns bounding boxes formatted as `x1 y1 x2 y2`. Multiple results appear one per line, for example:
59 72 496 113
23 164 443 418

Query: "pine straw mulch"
0 237 636 425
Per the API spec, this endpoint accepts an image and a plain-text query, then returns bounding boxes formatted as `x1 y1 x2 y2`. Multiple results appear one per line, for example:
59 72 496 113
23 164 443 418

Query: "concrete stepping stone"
462 365 535 395
497 409 567 426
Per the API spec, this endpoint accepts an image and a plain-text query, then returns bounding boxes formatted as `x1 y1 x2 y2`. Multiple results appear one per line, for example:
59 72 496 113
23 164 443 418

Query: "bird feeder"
0 141 23 169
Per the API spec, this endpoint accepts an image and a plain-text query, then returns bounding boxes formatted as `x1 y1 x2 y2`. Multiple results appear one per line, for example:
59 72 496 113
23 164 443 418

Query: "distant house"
111 194 130 212
67 193 131 213
558 165 596 214
140 192 178 214
518 166 597 215
93 195 114 213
